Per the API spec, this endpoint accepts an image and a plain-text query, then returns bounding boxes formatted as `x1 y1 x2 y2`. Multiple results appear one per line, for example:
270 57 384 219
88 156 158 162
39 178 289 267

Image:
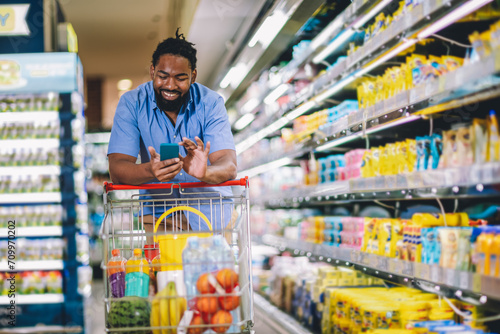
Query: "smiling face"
150 54 197 112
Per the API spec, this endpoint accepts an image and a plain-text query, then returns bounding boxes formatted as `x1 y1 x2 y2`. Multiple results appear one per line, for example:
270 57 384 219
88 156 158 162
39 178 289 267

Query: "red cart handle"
104 177 248 193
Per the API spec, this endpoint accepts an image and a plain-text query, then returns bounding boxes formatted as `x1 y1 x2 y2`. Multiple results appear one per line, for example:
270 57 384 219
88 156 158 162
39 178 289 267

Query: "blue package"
430 133 443 169
413 320 456 328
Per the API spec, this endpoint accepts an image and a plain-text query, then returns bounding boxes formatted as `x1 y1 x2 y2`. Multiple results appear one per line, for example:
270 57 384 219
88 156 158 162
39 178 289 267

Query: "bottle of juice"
476 227 494 275
125 248 150 297
490 228 500 277
107 249 126 298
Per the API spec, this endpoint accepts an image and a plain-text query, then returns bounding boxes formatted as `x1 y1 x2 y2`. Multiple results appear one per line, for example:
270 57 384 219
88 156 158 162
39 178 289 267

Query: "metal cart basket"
100 178 253 334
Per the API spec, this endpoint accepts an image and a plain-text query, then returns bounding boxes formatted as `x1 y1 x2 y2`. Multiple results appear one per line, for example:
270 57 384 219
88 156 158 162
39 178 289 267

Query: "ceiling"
58 0 266 88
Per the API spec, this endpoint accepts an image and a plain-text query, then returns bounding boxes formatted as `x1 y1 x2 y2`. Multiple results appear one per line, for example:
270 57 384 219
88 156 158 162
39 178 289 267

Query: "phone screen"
160 143 179 161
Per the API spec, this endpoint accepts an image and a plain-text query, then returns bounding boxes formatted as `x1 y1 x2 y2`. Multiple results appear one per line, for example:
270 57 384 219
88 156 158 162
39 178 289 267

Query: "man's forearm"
199 162 237 184
109 160 155 185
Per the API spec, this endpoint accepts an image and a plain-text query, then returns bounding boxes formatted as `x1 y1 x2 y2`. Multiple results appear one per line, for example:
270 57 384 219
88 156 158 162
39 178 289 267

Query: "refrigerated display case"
0 52 90 332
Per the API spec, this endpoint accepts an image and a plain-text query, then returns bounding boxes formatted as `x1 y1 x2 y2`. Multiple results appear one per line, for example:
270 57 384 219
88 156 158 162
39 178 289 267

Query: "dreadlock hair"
151 28 197 69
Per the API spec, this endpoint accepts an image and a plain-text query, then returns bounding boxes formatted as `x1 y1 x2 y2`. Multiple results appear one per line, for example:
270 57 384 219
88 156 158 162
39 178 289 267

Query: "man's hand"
148 146 183 182
179 136 210 180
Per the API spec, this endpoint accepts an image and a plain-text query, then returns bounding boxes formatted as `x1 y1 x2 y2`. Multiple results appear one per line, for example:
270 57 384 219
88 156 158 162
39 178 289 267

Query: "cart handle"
104 177 248 193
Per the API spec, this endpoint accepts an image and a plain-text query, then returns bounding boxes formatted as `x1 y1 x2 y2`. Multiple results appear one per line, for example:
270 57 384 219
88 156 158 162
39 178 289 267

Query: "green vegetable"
107 296 152 334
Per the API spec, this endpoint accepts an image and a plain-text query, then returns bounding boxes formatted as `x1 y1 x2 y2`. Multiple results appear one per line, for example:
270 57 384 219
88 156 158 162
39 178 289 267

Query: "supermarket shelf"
0 260 64 271
0 226 63 237
0 165 60 176
258 163 500 207
235 0 493 158
238 52 500 173
1 138 60 149
0 294 64 305
0 192 62 204
260 234 500 308
253 292 313 334
0 326 82 334
0 111 59 122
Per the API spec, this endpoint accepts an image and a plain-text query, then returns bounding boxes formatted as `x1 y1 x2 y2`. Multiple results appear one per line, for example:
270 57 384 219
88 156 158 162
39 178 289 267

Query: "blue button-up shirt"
108 81 235 231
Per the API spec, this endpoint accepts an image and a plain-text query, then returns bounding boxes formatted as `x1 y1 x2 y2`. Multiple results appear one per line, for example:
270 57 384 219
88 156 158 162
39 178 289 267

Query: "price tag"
378 257 388 271
413 5 423 23
425 79 438 98
438 76 446 93
385 96 396 111
415 263 430 281
374 101 384 117
402 261 414 276
472 274 482 292
404 12 412 30
445 269 456 287
458 271 470 290
351 250 360 263
410 85 426 104
392 259 403 275
444 71 456 91
396 91 408 108
430 265 441 283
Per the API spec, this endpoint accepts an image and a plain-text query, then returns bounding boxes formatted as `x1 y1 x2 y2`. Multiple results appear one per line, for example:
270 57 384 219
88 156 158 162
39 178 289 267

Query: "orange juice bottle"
476 227 494 275
491 230 500 277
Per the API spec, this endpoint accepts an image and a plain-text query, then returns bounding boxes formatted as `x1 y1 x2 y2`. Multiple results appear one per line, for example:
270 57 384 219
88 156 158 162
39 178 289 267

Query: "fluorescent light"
264 84 289 105
234 113 256 131
310 16 344 50
0 111 59 122
355 39 417 77
312 29 354 64
0 165 60 176
315 76 356 102
117 79 133 91
248 10 288 49
418 0 493 39
219 63 248 89
316 133 362 152
238 157 293 179
352 0 393 29
242 98 260 113
365 115 420 135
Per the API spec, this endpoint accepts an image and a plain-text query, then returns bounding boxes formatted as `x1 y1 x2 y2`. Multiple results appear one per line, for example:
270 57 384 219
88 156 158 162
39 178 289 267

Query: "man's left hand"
179 136 210 180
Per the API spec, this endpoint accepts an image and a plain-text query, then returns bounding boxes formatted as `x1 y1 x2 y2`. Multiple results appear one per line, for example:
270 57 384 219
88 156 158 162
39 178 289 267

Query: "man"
107 29 237 238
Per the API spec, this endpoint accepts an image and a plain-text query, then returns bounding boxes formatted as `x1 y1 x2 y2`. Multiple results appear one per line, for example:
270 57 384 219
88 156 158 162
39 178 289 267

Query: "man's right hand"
148 146 183 182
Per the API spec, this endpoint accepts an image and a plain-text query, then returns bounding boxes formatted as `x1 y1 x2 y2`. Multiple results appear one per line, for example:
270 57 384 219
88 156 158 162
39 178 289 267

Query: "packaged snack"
472 118 489 164
361 151 374 178
391 220 404 258
488 110 500 162
456 227 473 271
379 219 393 257
429 134 443 169
371 147 381 176
407 139 417 172
441 56 464 72
439 228 460 269
428 55 448 77
469 31 492 60
440 130 458 168
407 54 427 86
456 124 473 166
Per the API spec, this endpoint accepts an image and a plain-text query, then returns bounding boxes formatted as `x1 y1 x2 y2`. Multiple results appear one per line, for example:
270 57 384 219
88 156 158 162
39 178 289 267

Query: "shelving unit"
0 52 89 332
223 0 500 331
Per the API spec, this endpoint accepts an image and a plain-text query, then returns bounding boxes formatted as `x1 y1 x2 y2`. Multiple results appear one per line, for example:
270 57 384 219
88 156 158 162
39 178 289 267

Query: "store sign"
0 4 30 36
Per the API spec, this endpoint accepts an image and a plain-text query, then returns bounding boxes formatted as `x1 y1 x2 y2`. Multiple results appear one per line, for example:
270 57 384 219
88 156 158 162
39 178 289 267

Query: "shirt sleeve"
203 95 236 153
107 94 141 158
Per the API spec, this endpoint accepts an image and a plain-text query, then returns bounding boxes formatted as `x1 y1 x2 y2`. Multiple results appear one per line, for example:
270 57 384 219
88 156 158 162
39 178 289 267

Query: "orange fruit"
215 268 238 291
187 314 206 334
196 273 216 294
218 294 240 311
210 310 233 333
196 296 219 314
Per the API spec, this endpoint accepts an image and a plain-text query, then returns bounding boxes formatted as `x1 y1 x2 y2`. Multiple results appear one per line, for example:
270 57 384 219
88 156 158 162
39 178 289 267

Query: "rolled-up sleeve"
107 94 140 158
203 96 235 154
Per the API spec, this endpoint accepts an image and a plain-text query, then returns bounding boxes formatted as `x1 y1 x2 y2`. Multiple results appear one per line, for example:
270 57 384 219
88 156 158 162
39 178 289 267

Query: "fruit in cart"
218 294 239 311
167 281 187 334
187 314 206 334
210 310 232 333
196 296 219 314
151 281 187 334
215 268 238 292
196 273 216 294
108 296 151 334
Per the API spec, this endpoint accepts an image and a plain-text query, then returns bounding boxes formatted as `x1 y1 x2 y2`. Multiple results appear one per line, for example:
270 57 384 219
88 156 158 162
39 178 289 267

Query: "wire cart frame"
100 178 254 334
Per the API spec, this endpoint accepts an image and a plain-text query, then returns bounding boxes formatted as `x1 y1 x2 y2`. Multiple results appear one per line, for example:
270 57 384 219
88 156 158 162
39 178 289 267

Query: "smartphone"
160 143 179 161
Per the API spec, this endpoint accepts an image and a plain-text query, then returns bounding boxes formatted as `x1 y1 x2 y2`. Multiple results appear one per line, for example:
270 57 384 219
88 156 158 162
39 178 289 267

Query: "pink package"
336 167 346 181
348 149 368 166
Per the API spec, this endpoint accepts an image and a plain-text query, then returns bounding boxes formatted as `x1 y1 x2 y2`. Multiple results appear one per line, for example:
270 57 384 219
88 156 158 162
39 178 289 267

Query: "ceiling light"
248 10 289 49
234 113 256 131
117 79 133 91
264 83 289 105
219 63 248 89
242 98 260 113
312 30 354 64
352 0 393 29
418 0 493 39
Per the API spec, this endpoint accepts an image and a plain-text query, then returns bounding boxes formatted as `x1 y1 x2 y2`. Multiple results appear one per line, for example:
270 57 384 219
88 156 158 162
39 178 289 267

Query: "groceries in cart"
102 179 253 334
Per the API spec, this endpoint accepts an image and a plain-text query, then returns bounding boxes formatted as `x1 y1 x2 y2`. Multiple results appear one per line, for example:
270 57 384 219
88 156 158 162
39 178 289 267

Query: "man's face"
150 54 197 112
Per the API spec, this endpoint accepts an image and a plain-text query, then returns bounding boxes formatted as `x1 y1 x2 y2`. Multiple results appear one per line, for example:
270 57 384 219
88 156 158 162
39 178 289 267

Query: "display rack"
0 52 88 331
260 234 500 311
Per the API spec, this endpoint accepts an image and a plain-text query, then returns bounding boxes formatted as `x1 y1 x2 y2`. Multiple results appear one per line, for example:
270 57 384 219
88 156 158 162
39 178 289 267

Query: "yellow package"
472 118 489 164
441 55 463 72
362 218 374 252
456 124 473 166
488 110 500 162
372 146 381 176
388 143 398 175
391 219 404 258
375 76 386 104
401 312 429 330
372 13 386 37
379 219 393 257
428 55 448 77
361 150 374 178
490 20 500 48
407 54 427 87
370 219 381 255
406 139 417 172
439 228 460 269
469 30 492 59
379 144 389 175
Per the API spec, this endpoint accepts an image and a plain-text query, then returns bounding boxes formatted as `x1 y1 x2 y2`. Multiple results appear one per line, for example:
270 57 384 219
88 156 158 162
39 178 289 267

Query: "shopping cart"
100 178 254 334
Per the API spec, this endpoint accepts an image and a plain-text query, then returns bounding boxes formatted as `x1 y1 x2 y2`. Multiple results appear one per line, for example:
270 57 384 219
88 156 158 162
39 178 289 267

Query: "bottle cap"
111 249 120 257
134 248 142 256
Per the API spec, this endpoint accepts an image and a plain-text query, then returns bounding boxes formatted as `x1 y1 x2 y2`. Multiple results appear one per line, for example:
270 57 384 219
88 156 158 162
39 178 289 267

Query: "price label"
416 263 430 281
396 91 408 108
410 85 426 104
378 257 388 271
472 274 482 292
430 265 441 283
351 250 360 263
402 261 413 276
445 269 456 287
425 79 438 98
392 259 403 275
458 271 470 290
404 12 412 29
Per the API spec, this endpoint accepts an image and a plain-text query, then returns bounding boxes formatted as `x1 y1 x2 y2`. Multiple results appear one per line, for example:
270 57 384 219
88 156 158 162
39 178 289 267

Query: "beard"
154 89 188 112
